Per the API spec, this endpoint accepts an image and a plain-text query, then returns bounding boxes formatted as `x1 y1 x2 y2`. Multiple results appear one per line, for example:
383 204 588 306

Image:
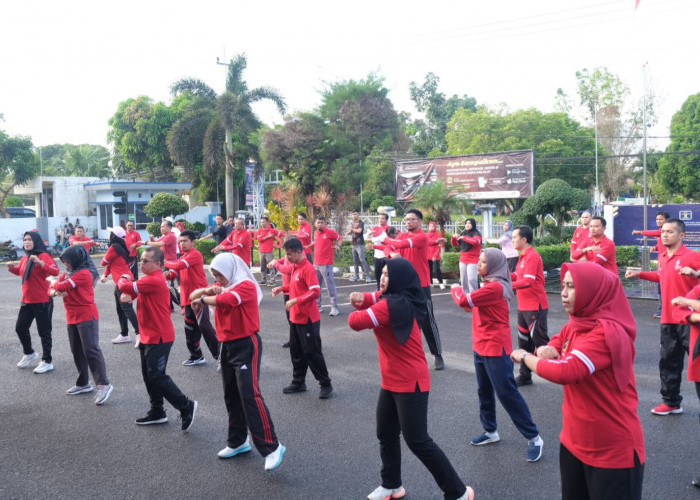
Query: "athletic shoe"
329 307 340 316
319 384 333 399
216 359 222 372
95 384 113 405
267 282 276 287
651 402 683 415
182 356 205 366
692 473 700 487
135 412 168 425
134 334 140 348
218 437 252 459
112 334 131 344
282 382 307 394
33 361 54 374
456 486 475 500
434 355 445 370
258 280 267 285
652 312 661 319
264 443 286 471
515 375 533 387
471 431 500 446
367 485 406 500
439 283 445 290
365 277 373 283
17 352 39 368
282 342 290 348
66 384 94 395
350 276 360 282
526 435 543 462
180 400 198 431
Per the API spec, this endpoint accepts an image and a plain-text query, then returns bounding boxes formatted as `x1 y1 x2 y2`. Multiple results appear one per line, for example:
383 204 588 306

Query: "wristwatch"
520 352 528 363
200 296 206 304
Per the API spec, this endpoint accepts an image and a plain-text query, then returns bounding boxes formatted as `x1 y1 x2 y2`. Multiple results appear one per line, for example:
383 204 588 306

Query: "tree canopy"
0 130 39 216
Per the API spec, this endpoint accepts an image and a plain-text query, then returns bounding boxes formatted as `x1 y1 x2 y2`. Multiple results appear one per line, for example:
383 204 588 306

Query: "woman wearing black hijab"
52 245 112 404
349 258 473 500
100 226 139 345
9 231 60 373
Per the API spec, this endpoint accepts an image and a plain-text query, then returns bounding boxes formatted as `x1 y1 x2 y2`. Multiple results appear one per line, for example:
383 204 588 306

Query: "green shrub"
534 244 571 270
146 221 161 237
195 239 218 264
616 245 640 267
560 226 576 243
534 234 559 246
443 231 454 252
441 252 460 273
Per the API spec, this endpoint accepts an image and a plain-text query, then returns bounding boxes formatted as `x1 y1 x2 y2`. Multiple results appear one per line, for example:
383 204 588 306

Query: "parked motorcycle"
0 240 19 261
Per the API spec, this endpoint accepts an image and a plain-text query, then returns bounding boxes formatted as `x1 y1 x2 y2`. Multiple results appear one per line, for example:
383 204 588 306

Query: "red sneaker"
651 403 683 415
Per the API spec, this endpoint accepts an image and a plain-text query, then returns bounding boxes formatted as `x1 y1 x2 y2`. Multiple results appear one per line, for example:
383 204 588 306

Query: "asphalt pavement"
0 260 698 499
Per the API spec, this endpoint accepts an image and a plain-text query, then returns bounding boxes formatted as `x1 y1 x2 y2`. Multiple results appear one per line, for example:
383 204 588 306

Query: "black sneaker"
135 412 168 425
693 473 700 487
182 356 205 366
282 382 307 394
319 384 333 399
434 355 445 371
515 375 533 387
180 400 198 431
282 342 290 348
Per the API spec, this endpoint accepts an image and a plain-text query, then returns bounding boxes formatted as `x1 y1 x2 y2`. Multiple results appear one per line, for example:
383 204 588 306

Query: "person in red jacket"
348 258 473 500
10 231 60 373
570 211 592 262
51 245 112 405
269 236 298 349
101 226 139 345
671 281 700 488
451 248 543 462
68 225 97 252
164 230 219 366
451 218 482 293
125 221 142 280
632 211 670 318
256 216 281 286
147 220 180 308
272 237 333 399
510 225 550 387
215 217 253 266
570 217 617 275
190 253 285 471
513 262 645 499
382 209 444 370
426 221 446 289
118 247 198 430
296 212 314 263
626 218 700 415
309 216 342 316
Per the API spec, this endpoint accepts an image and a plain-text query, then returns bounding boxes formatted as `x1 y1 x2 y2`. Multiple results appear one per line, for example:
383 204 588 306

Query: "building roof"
83 180 191 191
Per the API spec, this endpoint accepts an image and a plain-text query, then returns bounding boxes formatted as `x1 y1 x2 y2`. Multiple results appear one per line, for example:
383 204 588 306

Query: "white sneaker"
112 334 131 344
456 486 475 500
439 283 445 290
264 443 286 471
218 437 252 459
134 334 140 348
367 485 406 500
329 307 340 317
95 384 113 405
33 361 54 374
17 352 39 368
66 384 94 395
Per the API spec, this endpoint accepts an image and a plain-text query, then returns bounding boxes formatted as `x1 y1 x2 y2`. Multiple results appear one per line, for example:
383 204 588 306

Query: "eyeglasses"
140 258 156 264
403 218 419 222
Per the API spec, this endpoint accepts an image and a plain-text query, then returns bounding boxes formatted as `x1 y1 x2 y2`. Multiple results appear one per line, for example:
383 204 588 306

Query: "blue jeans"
473 351 539 439
315 264 338 308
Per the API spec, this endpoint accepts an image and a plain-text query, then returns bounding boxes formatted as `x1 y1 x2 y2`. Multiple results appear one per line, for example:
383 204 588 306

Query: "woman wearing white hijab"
190 253 284 471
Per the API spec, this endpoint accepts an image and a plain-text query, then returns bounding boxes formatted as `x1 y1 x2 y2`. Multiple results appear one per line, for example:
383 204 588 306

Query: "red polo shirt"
118 269 175 344
313 228 341 266
68 236 97 250
256 227 280 254
511 246 549 311
164 249 208 306
101 246 133 284
289 258 321 324
157 232 178 261
214 280 260 342
125 230 142 258
383 230 431 287
9 254 60 303
452 282 512 356
570 226 591 261
222 229 252 265
297 222 314 255
53 270 99 324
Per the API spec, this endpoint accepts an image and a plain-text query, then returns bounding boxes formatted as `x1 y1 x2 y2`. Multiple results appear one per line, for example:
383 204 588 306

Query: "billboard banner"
395 150 534 202
612 203 700 252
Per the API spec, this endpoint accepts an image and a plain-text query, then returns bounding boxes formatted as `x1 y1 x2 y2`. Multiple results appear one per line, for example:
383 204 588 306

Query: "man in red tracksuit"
382 208 444 370
164 230 219 367
296 213 314 263
215 218 253 266
256 216 282 286
125 221 142 279
118 247 198 430
626 218 700 415
570 211 591 262
570 216 617 275
510 225 549 387
309 216 342 316
272 237 333 399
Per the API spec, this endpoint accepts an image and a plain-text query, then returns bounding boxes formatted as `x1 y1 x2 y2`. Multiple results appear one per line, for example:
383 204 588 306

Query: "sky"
1 0 697 153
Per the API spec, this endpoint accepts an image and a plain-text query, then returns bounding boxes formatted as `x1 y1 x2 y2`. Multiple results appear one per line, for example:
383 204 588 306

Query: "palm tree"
411 181 465 231
169 54 286 215
62 145 111 177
